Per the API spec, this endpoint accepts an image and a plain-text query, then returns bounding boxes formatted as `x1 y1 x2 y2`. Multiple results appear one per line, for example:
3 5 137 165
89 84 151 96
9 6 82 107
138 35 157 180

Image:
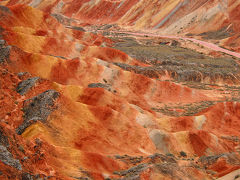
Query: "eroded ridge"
0 2 240 180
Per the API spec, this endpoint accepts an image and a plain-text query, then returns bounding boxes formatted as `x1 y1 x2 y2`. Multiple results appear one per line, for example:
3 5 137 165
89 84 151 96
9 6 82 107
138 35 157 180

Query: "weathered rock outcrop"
16 90 59 135
0 40 10 63
0 128 22 171
0 128 8 147
16 77 40 95
0 145 22 170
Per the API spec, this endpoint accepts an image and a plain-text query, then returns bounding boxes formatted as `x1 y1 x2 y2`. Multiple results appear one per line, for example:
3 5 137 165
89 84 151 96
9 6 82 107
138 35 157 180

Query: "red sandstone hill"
1 0 240 52
0 1 240 180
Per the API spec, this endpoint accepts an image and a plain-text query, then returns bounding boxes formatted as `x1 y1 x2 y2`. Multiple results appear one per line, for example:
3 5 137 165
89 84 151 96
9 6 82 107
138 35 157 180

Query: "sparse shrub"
235 175 240 179
180 151 187 157
166 153 175 157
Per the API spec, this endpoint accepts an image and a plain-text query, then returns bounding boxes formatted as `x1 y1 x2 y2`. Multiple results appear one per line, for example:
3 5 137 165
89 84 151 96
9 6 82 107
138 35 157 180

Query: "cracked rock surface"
16 90 59 135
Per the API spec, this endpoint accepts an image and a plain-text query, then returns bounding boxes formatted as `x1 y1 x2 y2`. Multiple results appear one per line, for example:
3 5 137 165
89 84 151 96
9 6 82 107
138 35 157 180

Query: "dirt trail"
113 31 240 58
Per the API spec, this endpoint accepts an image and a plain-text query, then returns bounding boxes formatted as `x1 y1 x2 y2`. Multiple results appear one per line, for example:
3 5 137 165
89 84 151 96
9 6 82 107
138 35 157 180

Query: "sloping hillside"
0 2 240 180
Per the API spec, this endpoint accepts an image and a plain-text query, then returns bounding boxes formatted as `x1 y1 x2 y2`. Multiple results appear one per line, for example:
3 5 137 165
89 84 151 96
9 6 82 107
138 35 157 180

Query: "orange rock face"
0 1 240 180
2 0 240 52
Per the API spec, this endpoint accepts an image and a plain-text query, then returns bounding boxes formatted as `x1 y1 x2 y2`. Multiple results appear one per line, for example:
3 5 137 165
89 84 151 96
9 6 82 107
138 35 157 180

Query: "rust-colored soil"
0 1 240 180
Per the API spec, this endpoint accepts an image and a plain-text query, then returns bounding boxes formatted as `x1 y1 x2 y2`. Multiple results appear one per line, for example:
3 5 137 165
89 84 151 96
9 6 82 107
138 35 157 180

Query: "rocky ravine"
0 2 240 180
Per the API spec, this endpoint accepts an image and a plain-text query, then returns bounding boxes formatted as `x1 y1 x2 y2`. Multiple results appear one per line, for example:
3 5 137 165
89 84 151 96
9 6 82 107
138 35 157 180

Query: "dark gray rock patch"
0 145 22 170
21 173 34 180
0 6 12 14
66 26 86 32
48 54 67 59
16 90 59 135
148 153 176 163
16 77 40 95
114 163 148 177
155 162 178 177
0 127 9 147
88 83 110 89
198 154 223 166
21 172 52 180
113 62 159 78
0 122 22 171
0 45 11 63
51 13 73 26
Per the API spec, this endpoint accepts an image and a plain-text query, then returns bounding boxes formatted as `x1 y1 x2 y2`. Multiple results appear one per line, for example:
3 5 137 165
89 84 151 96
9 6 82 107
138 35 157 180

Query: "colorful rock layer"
0 2 240 180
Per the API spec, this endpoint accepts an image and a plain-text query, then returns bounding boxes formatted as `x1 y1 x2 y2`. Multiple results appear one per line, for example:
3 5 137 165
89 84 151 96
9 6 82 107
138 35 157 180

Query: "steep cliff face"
0 1 240 180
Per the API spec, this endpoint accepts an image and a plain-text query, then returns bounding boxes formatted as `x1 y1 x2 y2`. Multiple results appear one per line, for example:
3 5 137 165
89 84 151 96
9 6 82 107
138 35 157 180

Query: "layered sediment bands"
1 0 239 32
0 2 240 180
153 102 240 155
2 0 240 54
